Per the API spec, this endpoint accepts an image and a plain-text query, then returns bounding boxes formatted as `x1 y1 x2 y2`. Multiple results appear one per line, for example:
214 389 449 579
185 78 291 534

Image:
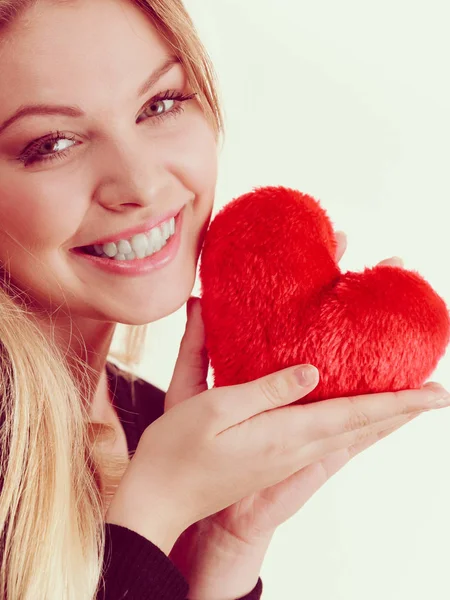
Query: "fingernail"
433 393 450 408
294 365 318 386
392 256 404 265
426 384 450 408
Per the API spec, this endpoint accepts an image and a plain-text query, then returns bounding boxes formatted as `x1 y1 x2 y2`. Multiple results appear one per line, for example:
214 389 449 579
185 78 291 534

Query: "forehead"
0 0 173 109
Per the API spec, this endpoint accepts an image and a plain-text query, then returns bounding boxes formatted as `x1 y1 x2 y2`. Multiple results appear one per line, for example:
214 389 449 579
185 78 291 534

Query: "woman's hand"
165 234 427 600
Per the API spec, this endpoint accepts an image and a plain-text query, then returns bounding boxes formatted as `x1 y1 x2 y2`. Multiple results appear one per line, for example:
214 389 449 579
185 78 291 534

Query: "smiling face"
0 0 218 324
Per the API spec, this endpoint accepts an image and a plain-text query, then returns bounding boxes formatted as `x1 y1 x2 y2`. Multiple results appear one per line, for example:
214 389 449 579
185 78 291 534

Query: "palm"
201 456 348 544
194 420 362 545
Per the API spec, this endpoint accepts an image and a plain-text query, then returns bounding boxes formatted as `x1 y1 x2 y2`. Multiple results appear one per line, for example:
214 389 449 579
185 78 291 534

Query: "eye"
139 98 175 121
16 89 198 168
33 136 77 158
137 89 197 124
17 131 79 167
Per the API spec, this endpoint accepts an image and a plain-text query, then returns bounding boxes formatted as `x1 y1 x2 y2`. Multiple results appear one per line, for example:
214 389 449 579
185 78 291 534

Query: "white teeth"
103 242 119 258
147 227 163 256
130 233 148 259
161 220 171 240
117 240 132 255
91 216 176 260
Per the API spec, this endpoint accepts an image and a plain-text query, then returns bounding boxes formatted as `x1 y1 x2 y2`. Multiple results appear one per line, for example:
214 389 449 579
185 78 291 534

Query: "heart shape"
199 186 450 402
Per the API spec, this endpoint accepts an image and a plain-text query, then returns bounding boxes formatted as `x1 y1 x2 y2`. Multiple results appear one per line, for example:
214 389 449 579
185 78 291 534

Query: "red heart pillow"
199 186 450 402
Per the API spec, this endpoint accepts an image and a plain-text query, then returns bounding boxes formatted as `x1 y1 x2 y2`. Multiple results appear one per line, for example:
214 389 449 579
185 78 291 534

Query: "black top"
97 362 263 600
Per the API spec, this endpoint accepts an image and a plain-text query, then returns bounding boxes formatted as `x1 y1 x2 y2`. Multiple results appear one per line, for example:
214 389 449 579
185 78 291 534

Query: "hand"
334 230 404 268
106 236 444 600
165 236 420 600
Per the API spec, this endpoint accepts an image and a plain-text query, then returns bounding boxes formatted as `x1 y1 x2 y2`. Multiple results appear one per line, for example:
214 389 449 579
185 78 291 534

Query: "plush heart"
199 186 450 402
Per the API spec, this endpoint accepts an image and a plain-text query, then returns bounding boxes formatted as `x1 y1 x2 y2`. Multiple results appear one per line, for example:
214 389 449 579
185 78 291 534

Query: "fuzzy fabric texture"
199 186 450 402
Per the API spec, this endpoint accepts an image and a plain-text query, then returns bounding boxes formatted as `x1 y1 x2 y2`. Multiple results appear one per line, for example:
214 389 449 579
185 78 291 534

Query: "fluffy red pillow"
199 186 450 402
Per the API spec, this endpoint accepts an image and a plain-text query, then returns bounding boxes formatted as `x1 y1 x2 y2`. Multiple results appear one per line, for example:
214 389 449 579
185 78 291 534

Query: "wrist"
105 470 188 555
172 520 273 600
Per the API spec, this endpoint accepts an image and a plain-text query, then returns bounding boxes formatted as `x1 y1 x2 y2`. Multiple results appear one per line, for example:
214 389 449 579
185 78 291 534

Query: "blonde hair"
0 1 224 598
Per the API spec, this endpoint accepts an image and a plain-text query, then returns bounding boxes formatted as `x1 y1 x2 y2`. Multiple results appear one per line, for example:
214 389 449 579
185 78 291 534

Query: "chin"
100 266 196 325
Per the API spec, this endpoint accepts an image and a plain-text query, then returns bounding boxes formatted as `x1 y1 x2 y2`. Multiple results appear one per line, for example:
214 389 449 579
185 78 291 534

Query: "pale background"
111 1 450 598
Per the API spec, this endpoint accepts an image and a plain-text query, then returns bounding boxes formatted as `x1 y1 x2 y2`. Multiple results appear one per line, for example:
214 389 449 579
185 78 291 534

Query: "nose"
92 137 172 212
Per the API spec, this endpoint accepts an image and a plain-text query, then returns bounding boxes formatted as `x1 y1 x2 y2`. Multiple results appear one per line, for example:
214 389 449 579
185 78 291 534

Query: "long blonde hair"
0 1 224 598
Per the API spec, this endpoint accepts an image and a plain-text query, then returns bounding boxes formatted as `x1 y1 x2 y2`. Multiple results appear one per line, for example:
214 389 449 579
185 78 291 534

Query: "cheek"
165 114 218 200
0 181 84 252
187 130 218 194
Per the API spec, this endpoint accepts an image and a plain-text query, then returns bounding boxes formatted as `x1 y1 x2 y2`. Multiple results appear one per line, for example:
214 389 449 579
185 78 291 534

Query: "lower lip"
71 208 184 276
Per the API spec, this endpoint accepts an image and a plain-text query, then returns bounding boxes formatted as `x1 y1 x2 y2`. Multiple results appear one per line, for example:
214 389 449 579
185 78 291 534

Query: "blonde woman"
0 1 449 599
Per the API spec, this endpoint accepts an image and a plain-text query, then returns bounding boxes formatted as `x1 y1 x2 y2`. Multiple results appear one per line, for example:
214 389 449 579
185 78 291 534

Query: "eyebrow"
0 54 181 136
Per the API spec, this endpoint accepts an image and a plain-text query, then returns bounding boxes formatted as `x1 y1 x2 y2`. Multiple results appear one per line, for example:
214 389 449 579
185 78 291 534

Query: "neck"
30 307 118 420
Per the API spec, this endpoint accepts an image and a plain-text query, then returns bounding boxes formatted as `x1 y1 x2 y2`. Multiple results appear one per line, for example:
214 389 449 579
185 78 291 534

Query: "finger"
335 231 347 263
285 413 421 498
257 448 352 514
247 413 420 519
208 364 320 432
289 382 450 446
327 413 419 465
289 411 423 473
249 455 347 526
377 256 404 267
347 411 420 458
165 297 209 411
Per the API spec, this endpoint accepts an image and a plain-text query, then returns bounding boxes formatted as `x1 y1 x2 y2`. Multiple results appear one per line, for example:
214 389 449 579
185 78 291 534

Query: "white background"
112 1 450 598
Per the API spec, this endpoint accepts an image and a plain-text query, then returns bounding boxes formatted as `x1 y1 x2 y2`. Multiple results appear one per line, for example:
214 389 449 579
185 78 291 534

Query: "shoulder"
132 371 166 406
106 361 166 427
133 375 167 430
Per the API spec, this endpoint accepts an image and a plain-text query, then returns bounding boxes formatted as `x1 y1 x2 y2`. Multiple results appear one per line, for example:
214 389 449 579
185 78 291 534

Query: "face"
0 0 218 326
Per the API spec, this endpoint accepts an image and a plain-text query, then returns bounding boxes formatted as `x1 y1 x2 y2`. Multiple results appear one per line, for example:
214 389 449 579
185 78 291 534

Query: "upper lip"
74 206 184 248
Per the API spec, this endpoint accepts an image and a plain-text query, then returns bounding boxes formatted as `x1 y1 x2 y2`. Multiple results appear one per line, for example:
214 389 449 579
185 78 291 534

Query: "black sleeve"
97 523 189 599
186 577 263 600
98 524 263 600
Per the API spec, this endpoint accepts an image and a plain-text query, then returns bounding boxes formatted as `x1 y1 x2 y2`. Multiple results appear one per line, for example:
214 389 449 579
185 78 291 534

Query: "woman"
0 0 448 598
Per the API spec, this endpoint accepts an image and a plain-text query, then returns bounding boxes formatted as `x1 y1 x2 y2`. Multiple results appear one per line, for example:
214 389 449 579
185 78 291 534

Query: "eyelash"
17 89 197 167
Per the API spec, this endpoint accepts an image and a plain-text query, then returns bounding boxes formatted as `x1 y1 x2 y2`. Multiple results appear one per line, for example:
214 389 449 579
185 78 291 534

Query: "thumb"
377 256 404 267
334 231 347 264
165 296 209 412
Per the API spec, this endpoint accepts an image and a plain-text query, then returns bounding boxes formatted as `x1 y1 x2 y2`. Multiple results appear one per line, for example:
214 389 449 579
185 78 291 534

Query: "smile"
70 207 184 276
81 216 176 261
